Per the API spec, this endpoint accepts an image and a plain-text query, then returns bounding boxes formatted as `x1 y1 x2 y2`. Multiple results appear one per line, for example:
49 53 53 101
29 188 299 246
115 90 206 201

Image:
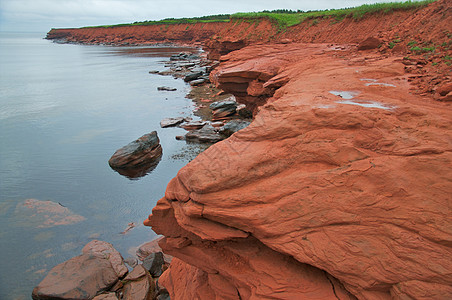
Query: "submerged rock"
16 199 85 228
108 131 162 169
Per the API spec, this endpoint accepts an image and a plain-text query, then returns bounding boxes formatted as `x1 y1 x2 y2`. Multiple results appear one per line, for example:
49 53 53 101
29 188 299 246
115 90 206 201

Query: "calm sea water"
0 32 201 299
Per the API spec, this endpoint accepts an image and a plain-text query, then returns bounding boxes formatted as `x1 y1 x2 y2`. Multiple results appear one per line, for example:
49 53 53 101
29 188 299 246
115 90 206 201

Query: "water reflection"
110 156 162 180
99 46 200 58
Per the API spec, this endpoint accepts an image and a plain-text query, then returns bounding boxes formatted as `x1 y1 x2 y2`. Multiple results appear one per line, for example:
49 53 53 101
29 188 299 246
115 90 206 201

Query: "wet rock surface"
108 131 162 170
157 86 177 91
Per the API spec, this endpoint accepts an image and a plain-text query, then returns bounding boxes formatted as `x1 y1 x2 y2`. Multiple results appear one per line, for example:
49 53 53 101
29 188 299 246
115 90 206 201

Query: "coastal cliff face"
46 1 452 299
45 22 230 45
142 1 451 299
145 42 452 299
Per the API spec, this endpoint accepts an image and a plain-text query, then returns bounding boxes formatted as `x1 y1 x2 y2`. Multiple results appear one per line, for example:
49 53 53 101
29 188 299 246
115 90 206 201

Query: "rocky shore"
38 1 452 299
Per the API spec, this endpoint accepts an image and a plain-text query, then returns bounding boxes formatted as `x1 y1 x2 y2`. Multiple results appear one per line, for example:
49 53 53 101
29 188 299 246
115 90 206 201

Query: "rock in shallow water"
32 254 119 300
157 86 177 91
160 117 185 128
108 131 162 169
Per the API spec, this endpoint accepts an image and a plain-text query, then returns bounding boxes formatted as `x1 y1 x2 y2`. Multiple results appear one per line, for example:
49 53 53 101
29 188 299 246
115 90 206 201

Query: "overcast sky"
0 0 415 33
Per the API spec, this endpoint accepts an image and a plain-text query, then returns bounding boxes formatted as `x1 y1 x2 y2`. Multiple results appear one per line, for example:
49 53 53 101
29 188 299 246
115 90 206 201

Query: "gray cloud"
0 0 403 33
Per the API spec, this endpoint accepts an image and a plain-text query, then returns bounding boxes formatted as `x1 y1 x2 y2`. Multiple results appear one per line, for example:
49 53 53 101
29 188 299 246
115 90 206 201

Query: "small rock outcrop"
209 99 237 119
32 254 119 300
82 240 128 278
357 36 382 50
108 131 162 169
160 117 185 128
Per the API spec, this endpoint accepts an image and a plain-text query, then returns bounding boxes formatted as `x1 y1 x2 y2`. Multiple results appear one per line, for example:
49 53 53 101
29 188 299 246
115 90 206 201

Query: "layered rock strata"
145 43 452 299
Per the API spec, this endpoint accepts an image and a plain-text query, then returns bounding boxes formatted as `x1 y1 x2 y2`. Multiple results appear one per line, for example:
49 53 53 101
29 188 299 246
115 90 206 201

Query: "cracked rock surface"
145 42 452 300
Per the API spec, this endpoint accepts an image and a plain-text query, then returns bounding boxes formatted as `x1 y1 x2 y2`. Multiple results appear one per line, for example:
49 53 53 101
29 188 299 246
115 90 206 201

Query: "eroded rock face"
108 131 162 169
145 43 452 299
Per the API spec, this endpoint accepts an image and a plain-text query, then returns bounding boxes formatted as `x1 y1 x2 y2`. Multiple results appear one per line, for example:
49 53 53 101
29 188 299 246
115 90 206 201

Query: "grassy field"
83 1 436 29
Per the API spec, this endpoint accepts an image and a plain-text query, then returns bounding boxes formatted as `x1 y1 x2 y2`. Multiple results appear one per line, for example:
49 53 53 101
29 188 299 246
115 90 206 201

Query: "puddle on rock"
360 78 396 87
329 90 360 99
336 100 396 110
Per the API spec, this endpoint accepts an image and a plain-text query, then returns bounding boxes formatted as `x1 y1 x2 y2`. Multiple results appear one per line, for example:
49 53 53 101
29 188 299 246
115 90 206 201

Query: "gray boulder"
160 117 185 128
210 100 238 118
186 124 223 143
108 132 162 169
220 120 251 137
184 71 203 82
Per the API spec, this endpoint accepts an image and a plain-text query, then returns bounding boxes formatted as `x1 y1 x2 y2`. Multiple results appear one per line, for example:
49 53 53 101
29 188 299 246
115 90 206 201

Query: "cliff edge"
142 1 452 299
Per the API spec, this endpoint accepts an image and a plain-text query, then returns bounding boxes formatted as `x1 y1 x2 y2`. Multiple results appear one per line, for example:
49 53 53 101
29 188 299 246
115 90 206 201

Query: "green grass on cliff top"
82 0 435 29
232 0 436 28
83 14 230 28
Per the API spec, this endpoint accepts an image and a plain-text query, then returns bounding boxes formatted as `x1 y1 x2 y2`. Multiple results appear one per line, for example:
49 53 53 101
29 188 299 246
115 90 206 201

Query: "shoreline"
33 1 452 299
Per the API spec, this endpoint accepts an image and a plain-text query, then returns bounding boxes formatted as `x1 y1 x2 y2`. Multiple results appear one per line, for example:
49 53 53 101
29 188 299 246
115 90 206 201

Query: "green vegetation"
82 0 435 30
231 0 436 29
82 14 230 28
410 45 437 54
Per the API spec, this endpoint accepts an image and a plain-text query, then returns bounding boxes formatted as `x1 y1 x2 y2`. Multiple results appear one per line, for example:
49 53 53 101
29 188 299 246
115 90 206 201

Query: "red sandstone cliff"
47 1 452 299
141 1 452 299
